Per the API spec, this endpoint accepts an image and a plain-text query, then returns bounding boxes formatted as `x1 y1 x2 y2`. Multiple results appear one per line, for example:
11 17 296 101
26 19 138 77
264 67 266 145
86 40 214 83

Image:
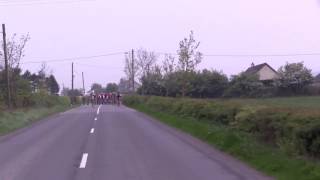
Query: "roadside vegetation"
0 33 61 109
0 95 70 136
121 32 320 179
0 32 72 136
124 95 320 180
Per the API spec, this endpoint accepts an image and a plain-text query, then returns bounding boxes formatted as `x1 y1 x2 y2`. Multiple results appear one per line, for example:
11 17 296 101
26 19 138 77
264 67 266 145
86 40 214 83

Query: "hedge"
123 95 320 158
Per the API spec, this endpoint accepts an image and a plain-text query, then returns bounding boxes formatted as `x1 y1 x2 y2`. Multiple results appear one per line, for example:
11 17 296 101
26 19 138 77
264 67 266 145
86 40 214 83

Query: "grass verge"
0 105 72 136
128 103 320 180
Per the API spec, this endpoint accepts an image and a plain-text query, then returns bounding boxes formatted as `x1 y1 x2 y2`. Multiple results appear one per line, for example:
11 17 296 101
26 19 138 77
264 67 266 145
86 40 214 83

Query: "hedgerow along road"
0 105 272 180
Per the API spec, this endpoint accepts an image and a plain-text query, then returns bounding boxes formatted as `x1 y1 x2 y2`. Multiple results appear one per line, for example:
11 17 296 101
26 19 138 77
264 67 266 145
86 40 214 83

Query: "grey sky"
0 0 320 91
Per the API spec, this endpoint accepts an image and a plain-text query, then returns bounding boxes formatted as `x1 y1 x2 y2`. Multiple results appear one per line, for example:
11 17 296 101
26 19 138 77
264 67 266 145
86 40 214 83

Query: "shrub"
296 121 320 157
26 93 70 108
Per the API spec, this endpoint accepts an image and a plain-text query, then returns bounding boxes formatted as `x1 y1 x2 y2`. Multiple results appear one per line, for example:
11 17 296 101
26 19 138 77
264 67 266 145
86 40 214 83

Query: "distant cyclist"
91 93 95 107
116 92 121 106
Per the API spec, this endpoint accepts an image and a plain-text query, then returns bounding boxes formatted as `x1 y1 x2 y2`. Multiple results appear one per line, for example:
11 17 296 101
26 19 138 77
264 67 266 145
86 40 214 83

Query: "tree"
36 62 50 93
47 75 59 95
0 33 30 69
278 62 313 94
161 55 178 96
138 65 165 96
136 48 158 78
190 69 229 98
38 62 49 79
176 31 203 96
22 70 40 93
0 33 30 107
106 83 118 93
91 83 103 94
177 31 202 72
118 78 131 93
175 70 195 97
162 54 176 75
224 73 266 97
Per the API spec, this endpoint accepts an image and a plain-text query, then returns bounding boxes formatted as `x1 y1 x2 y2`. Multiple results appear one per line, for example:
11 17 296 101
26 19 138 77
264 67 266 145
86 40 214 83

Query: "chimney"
251 62 255 67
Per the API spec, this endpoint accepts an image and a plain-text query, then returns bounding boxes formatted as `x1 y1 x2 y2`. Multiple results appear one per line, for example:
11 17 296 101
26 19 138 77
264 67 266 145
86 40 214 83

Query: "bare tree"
175 31 203 96
136 48 158 78
162 54 176 75
177 31 202 72
0 33 30 106
2 33 30 69
38 62 49 78
37 62 50 92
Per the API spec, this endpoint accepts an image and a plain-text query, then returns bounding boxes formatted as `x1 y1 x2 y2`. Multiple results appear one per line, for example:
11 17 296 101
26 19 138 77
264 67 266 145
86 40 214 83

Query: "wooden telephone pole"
131 49 134 93
2 24 11 108
82 72 85 95
71 62 74 105
71 62 74 91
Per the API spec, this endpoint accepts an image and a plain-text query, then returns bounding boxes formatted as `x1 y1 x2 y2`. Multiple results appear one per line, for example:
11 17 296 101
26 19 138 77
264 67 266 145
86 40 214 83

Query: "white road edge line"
90 128 95 134
79 153 88 168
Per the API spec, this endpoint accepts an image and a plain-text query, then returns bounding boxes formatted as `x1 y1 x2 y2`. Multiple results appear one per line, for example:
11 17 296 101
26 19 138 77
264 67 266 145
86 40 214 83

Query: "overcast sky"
0 0 320 91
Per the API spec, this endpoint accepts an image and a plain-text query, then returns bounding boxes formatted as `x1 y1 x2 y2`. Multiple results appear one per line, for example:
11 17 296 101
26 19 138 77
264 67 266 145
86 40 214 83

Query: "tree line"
124 31 318 98
61 82 119 97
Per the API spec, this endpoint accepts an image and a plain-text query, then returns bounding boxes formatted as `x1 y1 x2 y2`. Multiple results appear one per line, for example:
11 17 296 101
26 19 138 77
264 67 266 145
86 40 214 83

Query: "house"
313 73 320 87
244 63 279 81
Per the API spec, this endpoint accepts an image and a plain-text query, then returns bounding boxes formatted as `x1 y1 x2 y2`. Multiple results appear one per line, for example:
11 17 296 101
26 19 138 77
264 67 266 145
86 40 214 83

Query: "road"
0 105 272 180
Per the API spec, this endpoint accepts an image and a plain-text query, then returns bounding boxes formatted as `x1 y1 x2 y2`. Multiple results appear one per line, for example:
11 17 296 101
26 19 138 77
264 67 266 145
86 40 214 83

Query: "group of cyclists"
82 92 122 106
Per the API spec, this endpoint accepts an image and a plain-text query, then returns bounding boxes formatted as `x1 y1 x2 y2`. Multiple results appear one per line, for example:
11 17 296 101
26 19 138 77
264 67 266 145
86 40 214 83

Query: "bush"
233 107 320 157
27 93 70 108
296 121 320 157
123 95 320 159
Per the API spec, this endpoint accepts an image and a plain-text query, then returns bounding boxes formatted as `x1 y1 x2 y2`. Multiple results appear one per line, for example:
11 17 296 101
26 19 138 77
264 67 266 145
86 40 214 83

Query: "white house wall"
258 66 278 81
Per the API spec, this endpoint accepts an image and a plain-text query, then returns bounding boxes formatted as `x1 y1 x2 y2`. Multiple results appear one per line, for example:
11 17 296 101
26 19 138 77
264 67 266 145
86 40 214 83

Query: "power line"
0 0 95 6
0 0 51 3
202 53 320 57
19 50 320 65
0 0 94 4
2 24 11 108
153 51 320 57
21 52 126 64
76 62 123 69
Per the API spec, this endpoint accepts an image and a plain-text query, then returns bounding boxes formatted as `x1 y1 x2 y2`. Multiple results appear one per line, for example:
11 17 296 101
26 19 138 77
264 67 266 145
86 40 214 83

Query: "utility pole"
71 62 74 91
2 24 11 108
82 72 85 95
131 49 134 93
71 62 74 105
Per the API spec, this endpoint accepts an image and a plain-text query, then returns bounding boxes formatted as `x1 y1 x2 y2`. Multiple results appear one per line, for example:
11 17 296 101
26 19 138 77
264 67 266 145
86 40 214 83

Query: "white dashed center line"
97 105 101 115
79 153 88 168
90 128 95 134
94 117 97 121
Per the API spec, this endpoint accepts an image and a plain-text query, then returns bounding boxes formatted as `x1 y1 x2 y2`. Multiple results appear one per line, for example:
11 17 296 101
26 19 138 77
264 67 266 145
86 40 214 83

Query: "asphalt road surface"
0 105 272 180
